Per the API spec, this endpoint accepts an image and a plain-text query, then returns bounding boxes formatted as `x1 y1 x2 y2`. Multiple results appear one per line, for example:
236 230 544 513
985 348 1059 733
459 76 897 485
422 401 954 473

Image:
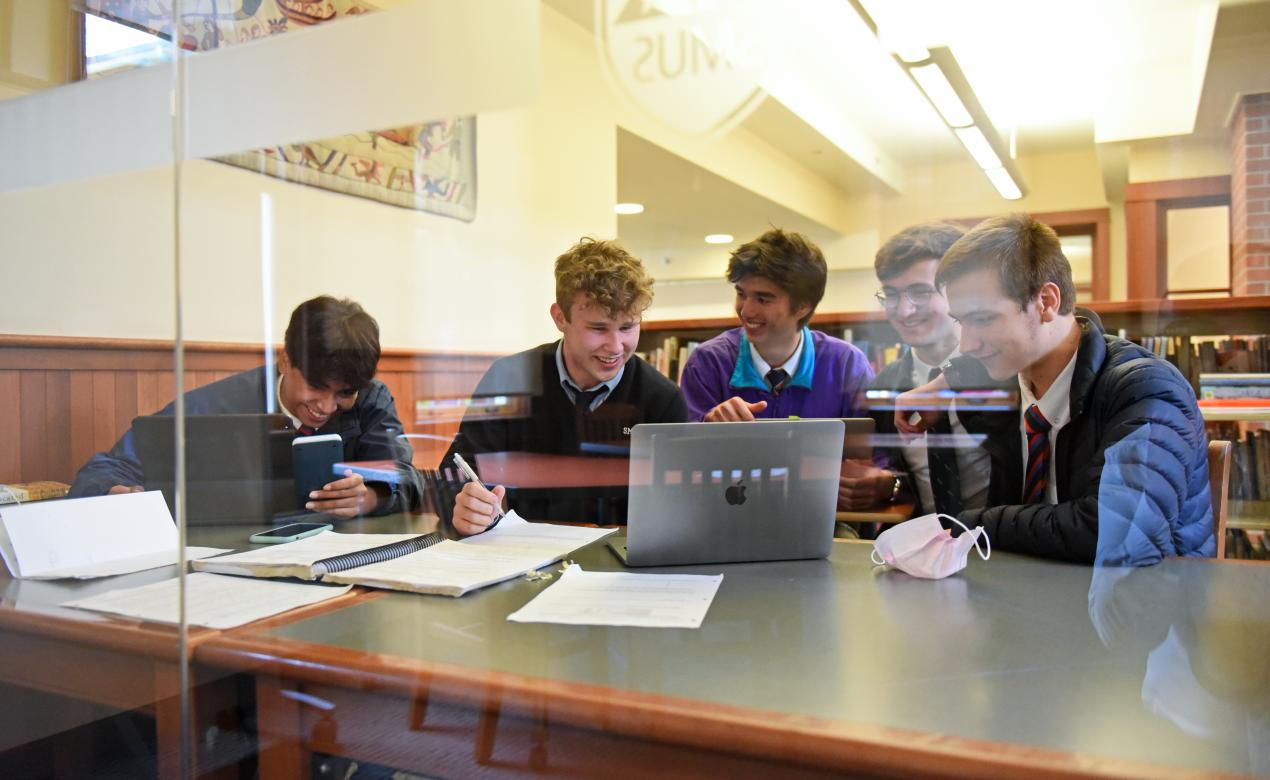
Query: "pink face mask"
871 514 991 580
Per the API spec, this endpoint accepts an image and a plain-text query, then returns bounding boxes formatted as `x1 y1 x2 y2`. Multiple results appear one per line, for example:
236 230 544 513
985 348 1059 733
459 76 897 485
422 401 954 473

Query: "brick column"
1231 92 1270 296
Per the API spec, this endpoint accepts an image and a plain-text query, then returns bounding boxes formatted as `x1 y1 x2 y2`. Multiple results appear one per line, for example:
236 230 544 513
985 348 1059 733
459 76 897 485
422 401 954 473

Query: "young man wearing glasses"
839 222 994 514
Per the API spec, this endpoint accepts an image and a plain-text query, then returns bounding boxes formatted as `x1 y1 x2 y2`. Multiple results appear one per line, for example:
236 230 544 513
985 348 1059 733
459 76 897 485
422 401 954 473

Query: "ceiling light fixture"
614 202 645 215
900 47 1027 201
704 234 734 245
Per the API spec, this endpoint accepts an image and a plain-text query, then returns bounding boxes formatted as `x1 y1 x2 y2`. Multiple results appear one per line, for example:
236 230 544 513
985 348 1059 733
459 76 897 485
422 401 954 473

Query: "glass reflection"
1089 562 1270 775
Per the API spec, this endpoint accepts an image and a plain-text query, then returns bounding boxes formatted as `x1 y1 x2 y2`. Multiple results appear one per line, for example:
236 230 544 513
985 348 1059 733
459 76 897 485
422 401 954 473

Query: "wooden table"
0 561 238 777
0 512 437 778
197 541 1270 779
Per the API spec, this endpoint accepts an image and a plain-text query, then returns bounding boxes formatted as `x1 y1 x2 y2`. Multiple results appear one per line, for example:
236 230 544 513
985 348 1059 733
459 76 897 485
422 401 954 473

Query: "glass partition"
3 0 1270 777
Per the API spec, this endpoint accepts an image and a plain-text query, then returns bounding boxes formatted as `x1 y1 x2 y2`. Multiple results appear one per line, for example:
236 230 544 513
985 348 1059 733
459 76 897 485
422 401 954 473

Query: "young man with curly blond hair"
446 238 687 535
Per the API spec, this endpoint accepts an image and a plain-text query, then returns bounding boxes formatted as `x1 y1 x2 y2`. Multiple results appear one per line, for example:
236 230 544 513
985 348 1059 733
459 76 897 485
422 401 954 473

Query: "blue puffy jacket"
949 317 1215 565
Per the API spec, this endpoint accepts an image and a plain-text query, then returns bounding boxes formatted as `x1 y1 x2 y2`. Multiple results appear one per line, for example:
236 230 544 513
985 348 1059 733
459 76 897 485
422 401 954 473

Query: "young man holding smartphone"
69 296 420 518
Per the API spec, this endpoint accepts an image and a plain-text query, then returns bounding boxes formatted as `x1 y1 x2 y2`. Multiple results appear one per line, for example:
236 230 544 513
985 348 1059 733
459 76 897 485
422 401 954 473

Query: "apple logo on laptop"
725 479 747 506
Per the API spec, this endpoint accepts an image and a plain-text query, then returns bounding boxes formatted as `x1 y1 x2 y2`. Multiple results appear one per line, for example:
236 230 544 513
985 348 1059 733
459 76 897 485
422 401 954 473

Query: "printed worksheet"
507 564 723 628
63 572 353 629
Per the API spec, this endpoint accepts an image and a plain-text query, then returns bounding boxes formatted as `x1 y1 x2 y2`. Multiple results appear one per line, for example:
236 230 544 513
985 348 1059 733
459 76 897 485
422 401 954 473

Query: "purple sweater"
679 327 874 421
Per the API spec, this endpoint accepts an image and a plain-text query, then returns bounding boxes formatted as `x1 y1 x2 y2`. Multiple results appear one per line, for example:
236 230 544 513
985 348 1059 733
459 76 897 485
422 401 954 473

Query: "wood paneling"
0 337 497 485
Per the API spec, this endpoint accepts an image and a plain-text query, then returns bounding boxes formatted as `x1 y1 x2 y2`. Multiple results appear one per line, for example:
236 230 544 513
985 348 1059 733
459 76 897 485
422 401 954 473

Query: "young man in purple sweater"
678 229 876 506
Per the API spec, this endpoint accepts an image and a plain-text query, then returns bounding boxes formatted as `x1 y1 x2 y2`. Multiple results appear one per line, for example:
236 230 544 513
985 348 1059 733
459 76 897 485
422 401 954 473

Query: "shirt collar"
276 372 304 430
1018 348 1079 429
910 347 962 384
748 329 803 377
555 341 623 408
730 327 816 391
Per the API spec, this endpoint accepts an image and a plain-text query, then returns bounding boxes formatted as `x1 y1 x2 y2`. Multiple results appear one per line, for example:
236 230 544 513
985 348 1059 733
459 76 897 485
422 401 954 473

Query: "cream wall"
1128 137 1231 182
0 6 614 353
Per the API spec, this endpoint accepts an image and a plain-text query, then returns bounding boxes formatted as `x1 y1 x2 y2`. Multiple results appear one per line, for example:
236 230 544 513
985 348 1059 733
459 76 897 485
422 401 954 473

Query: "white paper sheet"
62 572 353 629
506 565 723 628
0 491 229 579
324 511 617 596
35 546 230 580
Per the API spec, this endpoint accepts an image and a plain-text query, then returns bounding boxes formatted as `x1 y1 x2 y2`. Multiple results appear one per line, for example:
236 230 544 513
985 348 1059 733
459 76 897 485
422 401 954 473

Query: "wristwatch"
888 474 902 503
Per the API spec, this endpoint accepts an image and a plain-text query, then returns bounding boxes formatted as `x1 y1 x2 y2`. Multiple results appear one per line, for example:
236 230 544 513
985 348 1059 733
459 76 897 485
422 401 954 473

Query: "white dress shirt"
748 330 803 381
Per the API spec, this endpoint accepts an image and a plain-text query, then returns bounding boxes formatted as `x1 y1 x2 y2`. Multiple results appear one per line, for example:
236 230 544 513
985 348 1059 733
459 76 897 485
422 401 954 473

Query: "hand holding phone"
249 522 333 544
293 433 343 508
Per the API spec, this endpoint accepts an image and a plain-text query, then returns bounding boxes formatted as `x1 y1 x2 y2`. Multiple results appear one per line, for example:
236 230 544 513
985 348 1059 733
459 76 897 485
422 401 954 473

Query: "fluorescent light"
704 234 734 245
893 44 931 64
614 202 644 215
908 63 973 127
984 167 1023 200
954 126 1002 170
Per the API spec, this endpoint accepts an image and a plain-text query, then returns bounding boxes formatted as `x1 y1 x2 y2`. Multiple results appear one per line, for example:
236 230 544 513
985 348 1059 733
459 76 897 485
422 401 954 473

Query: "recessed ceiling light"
614 203 644 215
704 234 734 245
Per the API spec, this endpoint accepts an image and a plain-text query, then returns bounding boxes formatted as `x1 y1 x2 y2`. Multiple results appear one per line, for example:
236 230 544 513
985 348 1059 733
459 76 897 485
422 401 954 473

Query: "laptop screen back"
132 413 297 524
624 419 845 566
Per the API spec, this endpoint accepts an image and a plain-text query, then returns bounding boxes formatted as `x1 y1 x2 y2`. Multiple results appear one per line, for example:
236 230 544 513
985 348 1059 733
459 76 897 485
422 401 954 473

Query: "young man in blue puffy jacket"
896 214 1214 565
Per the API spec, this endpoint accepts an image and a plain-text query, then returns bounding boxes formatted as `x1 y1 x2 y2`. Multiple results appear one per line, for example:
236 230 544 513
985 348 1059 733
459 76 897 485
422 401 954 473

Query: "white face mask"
871 513 991 580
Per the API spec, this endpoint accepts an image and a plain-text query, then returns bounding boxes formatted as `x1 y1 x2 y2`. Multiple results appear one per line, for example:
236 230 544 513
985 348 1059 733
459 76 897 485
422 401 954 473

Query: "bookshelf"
641 295 1270 558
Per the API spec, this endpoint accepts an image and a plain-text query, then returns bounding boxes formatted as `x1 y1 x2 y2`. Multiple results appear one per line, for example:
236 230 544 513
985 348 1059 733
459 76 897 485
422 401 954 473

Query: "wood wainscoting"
0 335 497 486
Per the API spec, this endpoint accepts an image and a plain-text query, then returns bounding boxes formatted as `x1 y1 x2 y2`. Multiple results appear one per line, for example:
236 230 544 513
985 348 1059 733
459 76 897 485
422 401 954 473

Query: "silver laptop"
609 419 846 567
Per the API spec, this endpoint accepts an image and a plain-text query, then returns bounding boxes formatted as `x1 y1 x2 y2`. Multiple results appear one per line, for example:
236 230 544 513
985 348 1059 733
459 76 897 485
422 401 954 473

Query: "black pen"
451 452 504 530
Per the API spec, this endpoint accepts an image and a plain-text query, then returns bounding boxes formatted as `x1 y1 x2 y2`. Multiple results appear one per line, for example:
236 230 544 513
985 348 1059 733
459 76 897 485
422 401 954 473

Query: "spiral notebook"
192 512 615 597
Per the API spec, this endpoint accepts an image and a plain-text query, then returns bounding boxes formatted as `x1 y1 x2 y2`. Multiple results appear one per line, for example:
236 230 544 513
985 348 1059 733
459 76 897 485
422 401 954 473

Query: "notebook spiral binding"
314 531 445 575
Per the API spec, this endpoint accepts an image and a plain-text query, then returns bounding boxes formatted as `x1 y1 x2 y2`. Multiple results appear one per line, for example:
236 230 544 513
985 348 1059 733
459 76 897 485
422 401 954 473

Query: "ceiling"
550 0 1270 273
615 128 841 274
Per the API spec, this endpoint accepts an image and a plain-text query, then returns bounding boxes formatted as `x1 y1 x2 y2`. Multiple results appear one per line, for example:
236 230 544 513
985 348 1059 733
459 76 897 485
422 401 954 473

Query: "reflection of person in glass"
446 238 687 536
68 296 420 518
1088 563 1270 774
895 214 1213 565
846 222 993 517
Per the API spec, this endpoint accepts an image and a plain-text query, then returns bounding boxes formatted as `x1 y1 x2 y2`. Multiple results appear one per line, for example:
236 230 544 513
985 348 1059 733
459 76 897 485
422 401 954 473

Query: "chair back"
1207 440 1232 559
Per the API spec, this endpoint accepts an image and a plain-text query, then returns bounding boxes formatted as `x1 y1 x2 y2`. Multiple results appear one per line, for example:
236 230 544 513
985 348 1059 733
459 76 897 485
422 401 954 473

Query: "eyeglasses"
875 285 940 310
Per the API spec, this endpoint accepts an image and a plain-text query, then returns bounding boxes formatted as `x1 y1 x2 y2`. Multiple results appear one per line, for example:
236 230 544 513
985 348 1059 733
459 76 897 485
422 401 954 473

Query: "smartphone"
249 522 332 544
293 433 343 508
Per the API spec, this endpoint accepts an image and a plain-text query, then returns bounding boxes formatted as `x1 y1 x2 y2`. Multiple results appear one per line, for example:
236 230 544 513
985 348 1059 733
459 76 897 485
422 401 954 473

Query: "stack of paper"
63 573 352 629
0 491 228 579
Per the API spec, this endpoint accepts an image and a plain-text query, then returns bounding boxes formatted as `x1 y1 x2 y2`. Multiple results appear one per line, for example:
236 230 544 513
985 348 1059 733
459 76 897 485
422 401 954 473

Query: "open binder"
193 512 615 597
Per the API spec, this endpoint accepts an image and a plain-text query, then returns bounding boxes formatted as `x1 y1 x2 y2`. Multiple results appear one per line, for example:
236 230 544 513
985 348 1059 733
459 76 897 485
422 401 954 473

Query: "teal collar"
730 327 816 392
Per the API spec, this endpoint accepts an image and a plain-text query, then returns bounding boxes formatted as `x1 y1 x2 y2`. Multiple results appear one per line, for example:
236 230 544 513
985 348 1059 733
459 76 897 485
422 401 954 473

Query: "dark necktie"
766 368 790 394
574 387 605 413
1023 404 1052 504
925 366 963 516
297 424 317 436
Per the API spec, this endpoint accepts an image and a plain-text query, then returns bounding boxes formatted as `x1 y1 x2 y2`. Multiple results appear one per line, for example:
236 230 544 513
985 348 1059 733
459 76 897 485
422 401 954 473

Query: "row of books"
1208 424 1270 502
642 330 1270 381
638 336 702 383
640 332 907 382
1227 529 1269 560
1198 373 1270 401
1131 334 1270 391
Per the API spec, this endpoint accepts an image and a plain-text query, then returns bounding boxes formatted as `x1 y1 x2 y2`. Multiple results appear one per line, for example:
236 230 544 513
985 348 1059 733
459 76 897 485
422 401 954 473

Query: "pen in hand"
451 453 504 531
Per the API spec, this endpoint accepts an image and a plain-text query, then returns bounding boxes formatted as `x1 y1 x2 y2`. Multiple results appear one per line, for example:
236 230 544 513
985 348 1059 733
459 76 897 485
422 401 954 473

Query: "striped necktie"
1023 404 1052 504
765 368 790 394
